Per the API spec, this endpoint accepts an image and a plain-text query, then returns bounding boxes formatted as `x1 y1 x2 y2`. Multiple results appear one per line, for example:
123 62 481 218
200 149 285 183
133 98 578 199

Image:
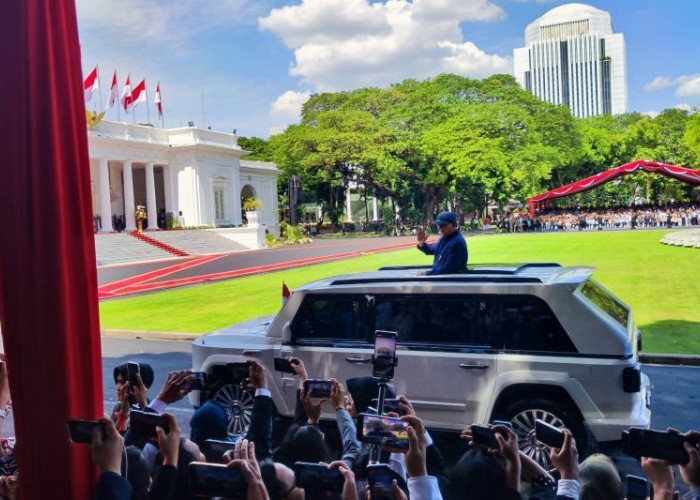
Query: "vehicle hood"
206 314 276 337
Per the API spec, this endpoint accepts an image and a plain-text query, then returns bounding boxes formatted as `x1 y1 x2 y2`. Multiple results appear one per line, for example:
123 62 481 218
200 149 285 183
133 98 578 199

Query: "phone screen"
189 462 246 498
373 331 397 379
370 398 405 416
67 420 102 444
127 362 140 388
129 410 170 439
293 463 343 494
304 379 332 398
470 424 499 448
625 475 649 500
188 372 206 391
367 466 394 500
360 413 409 449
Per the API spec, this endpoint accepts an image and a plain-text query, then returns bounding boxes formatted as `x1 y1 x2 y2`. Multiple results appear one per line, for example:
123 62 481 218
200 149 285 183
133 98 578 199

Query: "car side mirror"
282 321 292 343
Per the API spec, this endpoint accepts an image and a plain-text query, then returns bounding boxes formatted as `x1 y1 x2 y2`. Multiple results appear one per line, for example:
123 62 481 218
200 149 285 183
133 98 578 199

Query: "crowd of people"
65 358 700 499
491 204 700 233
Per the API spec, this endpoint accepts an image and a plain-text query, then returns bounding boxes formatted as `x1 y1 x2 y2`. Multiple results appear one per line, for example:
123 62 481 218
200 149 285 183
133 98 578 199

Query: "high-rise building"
513 3 627 118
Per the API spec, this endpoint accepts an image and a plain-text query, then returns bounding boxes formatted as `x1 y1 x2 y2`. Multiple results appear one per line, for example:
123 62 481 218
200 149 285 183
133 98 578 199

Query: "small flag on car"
282 282 291 307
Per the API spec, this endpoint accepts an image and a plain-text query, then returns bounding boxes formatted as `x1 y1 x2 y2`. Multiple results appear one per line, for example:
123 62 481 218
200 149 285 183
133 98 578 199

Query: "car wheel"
496 399 586 468
212 383 255 437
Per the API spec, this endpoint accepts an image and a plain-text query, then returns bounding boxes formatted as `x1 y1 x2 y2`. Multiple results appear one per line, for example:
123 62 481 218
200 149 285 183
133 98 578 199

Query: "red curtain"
0 0 103 498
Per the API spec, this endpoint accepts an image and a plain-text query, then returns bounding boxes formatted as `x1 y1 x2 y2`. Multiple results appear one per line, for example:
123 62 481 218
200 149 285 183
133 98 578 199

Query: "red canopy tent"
527 160 700 217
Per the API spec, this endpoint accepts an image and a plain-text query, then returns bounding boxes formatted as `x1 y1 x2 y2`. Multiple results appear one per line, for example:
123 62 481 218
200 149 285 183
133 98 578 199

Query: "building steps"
129 231 189 257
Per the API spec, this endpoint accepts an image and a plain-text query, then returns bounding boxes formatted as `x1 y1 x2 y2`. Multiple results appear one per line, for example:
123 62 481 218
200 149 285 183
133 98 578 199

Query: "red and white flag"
83 66 99 102
282 282 291 307
105 71 118 110
130 79 147 110
120 75 132 112
154 82 163 117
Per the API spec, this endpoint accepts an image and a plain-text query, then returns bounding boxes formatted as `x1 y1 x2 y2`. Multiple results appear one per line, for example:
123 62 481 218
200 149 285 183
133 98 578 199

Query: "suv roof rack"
329 276 544 286
377 263 562 275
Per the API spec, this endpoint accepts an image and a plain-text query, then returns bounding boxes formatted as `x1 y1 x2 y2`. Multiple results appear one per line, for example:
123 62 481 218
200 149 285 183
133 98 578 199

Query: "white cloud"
270 90 311 125
674 103 692 112
644 74 700 98
644 76 672 91
641 110 660 118
676 75 700 98
259 0 510 93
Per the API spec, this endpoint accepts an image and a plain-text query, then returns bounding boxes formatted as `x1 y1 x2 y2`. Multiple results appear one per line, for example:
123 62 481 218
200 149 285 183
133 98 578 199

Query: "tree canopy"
256 74 697 222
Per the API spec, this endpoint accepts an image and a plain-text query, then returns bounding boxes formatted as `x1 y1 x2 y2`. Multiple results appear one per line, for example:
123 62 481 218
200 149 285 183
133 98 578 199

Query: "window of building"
214 186 225 221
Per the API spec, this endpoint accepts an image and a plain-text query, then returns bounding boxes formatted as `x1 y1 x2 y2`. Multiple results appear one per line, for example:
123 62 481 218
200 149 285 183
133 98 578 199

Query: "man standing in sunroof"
416 211 468 275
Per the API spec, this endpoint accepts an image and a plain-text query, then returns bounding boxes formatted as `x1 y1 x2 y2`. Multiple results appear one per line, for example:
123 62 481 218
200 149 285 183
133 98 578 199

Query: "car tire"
495 398 587 468
211 382 255 437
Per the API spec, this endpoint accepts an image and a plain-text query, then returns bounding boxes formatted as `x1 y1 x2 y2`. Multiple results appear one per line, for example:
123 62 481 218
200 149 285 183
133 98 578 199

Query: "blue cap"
434 211 457 226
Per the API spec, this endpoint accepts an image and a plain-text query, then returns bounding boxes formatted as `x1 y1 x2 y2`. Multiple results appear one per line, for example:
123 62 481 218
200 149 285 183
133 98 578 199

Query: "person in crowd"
112 362 155 433
0 356 17 500
416 211 468 275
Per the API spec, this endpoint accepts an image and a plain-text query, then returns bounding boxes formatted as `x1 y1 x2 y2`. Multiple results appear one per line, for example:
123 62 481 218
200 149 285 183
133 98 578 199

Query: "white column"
145 162 158 230
373 196 378 221
345 185 353 222
123 162 136 231
98 159 114 232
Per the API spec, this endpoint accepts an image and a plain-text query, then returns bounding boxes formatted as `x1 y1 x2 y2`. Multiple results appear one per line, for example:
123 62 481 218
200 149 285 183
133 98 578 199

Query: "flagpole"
97 64 103 111
145 81 151 125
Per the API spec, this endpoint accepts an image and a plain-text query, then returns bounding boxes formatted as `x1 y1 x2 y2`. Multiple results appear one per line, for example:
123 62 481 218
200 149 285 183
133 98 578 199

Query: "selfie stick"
368 354 397 464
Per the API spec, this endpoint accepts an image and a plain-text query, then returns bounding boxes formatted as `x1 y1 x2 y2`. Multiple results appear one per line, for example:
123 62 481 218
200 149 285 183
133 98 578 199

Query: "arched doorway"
241 184 257 225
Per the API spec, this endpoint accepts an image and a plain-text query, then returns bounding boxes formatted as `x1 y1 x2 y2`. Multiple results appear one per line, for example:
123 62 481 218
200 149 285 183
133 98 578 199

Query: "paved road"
98 236 417 287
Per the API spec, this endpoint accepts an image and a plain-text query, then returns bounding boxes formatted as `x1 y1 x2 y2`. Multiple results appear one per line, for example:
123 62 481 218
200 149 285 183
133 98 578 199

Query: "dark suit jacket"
93 471 131 500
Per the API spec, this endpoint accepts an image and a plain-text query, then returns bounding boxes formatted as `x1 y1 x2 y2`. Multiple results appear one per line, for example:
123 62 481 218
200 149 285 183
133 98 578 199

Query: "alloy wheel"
510 408 565 468
212 384 255 437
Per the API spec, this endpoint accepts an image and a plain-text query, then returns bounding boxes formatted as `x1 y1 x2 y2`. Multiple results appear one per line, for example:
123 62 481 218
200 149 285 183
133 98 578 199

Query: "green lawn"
99 230 700 354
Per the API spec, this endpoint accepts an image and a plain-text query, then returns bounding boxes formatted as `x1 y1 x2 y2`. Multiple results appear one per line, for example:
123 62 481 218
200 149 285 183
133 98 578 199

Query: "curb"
103 329 700 366
639 353 700 366
102 329 199 342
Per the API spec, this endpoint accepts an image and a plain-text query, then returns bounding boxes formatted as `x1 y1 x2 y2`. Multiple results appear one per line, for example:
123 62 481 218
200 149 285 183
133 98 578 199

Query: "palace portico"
88 120 280 233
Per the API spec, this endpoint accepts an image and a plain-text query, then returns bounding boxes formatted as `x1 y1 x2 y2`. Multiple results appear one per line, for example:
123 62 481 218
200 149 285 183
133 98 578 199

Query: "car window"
579 279 629 328
493 295 576 353
291 294 366 343
374 295 493 346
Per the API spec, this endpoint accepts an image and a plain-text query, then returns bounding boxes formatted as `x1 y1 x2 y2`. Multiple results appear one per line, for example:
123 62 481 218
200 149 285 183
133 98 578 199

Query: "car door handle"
459 363 489 370
242 350 261 356
345 357 372 363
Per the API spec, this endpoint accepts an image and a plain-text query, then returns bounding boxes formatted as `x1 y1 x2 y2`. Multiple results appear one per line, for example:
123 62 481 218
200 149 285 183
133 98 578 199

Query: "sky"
77 0 700 138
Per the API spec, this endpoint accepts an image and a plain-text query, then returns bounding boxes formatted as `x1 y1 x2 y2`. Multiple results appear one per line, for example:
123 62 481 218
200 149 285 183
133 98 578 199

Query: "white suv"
190 263 651 463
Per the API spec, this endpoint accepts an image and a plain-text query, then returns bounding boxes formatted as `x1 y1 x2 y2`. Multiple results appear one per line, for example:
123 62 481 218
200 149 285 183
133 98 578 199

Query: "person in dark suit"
416 211 468 275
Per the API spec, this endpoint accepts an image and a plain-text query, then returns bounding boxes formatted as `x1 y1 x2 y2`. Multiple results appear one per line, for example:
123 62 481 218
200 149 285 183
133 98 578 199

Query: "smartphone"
367 464 395 500
188 372 207 391
491 420 513 429
303 379 332 398
470 424 499 448
535 419 565 449
129 410 170 440
273 357 297 374
370 398 406 416
373 330 397 379
67 420 105 444
622 427 689 464
624 475 650 500
189 462 246 499
293 462 343 494
358 413 409 450
126 362 140 388
203 438 239 463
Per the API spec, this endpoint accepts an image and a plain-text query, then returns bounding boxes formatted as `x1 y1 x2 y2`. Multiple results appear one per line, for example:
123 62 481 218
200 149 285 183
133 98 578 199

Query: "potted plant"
242 197 263 227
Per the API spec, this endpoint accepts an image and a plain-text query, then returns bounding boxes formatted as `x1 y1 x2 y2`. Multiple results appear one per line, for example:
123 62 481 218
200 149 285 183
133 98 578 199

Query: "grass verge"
99 230 700 354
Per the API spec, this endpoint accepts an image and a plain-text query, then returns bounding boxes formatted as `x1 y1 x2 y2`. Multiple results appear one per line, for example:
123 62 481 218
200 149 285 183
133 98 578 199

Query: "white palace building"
87 119 280 234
